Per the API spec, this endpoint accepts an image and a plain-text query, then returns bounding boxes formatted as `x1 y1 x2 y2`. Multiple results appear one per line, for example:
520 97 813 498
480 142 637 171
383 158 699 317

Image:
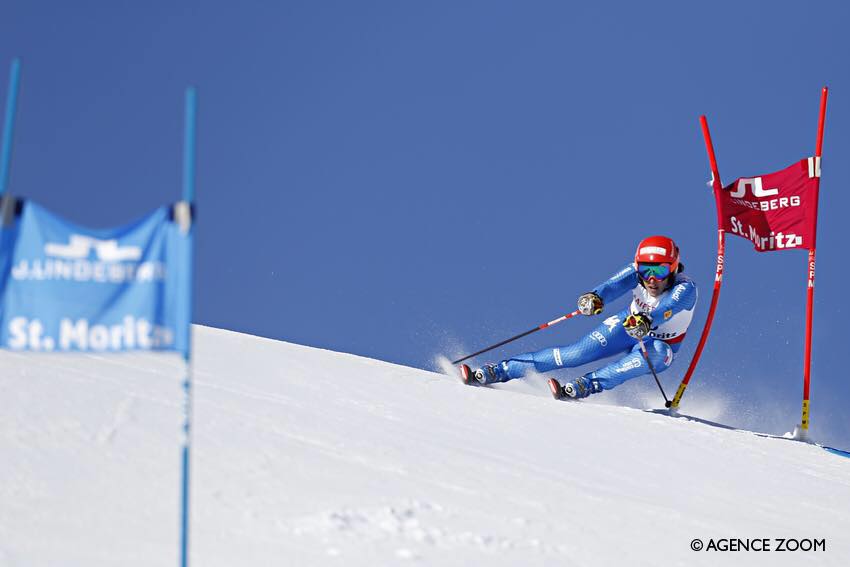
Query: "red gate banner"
719 157 820 252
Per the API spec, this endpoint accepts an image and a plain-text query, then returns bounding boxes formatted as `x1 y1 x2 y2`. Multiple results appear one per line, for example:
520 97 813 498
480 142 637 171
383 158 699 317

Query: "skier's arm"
647 277 698 321
590 264 640 306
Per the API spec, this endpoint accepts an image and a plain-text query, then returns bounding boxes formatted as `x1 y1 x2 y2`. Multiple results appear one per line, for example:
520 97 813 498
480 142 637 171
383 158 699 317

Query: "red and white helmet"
634 235 680 273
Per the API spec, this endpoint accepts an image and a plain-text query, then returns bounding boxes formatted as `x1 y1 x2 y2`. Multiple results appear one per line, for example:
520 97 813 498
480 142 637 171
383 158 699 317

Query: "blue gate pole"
179 87 197 567
182 88 197 203
0 58 22 196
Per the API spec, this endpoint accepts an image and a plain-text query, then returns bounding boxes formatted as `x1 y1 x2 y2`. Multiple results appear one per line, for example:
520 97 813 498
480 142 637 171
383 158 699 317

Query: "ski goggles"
637 262 672 281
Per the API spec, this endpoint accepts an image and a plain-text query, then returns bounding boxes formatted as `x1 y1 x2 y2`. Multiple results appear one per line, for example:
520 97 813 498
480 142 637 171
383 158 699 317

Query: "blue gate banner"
0 200 191 354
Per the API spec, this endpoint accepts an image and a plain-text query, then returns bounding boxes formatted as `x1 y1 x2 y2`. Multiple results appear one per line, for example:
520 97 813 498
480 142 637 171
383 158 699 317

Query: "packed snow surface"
1 326 848 566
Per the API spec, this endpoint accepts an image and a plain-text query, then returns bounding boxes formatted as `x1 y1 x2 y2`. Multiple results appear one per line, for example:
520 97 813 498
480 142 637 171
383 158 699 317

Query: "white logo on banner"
729 216 804 251
604 316 620 332
12 234 165 283
8 316 174 351
45 235 142 261
730 177 779 199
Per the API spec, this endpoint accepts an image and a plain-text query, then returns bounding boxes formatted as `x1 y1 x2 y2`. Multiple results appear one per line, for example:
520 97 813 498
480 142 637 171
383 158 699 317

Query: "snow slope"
1 326 849 566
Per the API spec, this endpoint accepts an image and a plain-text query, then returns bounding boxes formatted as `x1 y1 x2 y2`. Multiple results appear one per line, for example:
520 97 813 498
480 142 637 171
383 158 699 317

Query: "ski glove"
577 292 604 316
623 313 652 339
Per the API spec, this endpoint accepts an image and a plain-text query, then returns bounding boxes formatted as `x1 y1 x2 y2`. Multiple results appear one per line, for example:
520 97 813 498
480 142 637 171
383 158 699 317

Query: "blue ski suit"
496 264 698 391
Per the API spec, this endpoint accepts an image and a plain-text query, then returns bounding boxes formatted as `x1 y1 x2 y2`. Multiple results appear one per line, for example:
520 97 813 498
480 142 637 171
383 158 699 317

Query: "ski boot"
548 376 601 400
459 362 507 386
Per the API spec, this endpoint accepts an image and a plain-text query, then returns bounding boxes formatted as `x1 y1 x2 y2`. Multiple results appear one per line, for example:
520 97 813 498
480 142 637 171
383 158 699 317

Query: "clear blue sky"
2 1 848 447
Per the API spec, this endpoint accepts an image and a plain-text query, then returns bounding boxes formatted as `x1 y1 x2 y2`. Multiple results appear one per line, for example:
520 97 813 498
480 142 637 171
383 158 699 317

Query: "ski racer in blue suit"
460 235 698 399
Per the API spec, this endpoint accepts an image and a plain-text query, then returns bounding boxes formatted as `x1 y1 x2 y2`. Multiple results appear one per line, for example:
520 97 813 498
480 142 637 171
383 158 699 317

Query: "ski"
459 364 482 386
548 378 565 400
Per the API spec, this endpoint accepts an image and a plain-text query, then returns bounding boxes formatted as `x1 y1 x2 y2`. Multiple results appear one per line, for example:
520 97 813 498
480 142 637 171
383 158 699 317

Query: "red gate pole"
796 86 828 440
669 116 726 411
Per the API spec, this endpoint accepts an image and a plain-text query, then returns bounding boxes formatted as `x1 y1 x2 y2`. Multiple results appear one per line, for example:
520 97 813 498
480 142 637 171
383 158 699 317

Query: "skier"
460 235 698 399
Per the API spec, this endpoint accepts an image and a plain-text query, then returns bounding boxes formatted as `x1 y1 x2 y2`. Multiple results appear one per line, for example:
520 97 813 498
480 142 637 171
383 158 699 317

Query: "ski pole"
637 339 671 408
452 309 582 365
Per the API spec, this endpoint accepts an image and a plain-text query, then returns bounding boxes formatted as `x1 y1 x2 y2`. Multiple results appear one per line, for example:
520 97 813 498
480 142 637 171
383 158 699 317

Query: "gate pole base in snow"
792 399 811 442
792 425 810 443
